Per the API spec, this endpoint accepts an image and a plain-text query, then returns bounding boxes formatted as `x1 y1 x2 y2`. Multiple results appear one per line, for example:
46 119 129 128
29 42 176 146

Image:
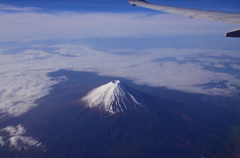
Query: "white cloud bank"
0 7 235 41
0 125 42 150
232 64 240 70
3 124 26 136
0 136 4 146
0 45 239 117
0 4 40 12
0 70 66 117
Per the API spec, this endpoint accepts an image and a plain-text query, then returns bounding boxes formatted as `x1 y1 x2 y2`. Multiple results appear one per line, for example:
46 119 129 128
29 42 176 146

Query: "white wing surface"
128 0 240 37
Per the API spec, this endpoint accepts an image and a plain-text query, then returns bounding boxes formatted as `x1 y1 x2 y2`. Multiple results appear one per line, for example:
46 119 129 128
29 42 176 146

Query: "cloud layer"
0 44 239 116
0 4 40 12
0 7 235 41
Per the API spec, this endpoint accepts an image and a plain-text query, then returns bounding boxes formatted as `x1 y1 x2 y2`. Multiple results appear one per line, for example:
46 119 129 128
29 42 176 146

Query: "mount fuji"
1 71 235 158
82 80 143 114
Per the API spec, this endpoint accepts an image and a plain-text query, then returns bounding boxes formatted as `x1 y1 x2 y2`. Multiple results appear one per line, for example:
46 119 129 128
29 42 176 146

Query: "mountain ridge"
82 80 143 114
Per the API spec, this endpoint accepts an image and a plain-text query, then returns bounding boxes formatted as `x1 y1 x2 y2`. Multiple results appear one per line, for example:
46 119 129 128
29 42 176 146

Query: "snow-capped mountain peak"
82 80 142 114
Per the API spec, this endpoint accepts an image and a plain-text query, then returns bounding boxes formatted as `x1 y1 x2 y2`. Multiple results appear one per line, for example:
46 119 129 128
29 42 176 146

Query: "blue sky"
1 0 240 12
0 0 240 49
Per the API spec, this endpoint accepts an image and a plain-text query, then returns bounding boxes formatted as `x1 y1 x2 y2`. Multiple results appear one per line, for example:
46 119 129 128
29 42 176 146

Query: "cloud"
0 4 40 12
0 8 235 42
22 50 52 59
0 70 66 116
0 136 4 146
9 136 42 150
232 64 240 70
0 124 42 151
0 45 239 116
2 125 26 136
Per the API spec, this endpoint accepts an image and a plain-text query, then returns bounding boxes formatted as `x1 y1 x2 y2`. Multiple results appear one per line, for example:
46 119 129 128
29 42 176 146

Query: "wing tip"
225 28 240 38
128 0 148 6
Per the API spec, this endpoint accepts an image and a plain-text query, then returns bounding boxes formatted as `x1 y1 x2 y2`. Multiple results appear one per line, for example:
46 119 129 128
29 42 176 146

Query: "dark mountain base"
0 70 239 158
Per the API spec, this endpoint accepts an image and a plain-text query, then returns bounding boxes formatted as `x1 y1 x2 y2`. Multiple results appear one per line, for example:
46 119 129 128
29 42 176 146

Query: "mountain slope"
82 80 142 114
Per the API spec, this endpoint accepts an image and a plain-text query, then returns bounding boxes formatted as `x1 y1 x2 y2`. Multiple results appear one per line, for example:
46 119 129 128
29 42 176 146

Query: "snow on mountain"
82 80 143 114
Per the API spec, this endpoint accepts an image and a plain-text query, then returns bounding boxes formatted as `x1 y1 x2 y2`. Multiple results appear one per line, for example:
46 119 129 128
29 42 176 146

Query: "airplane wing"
128 0 240 37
